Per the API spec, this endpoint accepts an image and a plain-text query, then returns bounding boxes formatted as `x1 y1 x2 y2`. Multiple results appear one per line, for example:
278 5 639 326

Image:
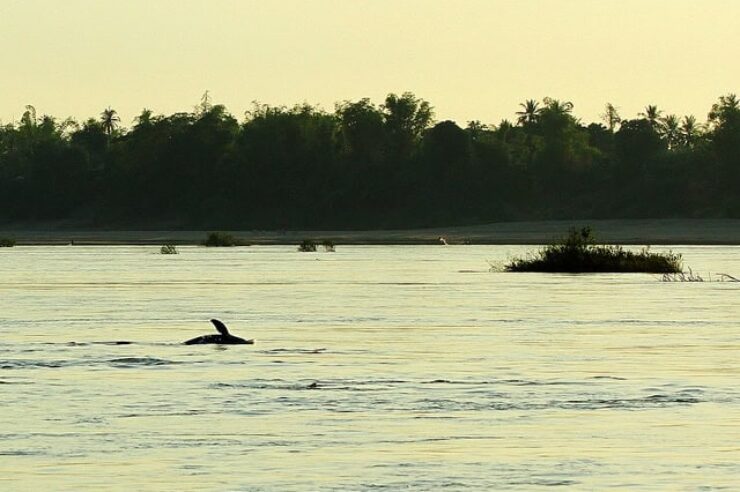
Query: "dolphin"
183 319 254 345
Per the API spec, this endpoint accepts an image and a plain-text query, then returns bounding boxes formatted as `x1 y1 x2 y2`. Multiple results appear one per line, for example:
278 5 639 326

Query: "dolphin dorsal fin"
210 319 230 335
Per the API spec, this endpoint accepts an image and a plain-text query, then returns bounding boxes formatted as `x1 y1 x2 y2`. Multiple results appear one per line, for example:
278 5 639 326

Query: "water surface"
0 245 738 490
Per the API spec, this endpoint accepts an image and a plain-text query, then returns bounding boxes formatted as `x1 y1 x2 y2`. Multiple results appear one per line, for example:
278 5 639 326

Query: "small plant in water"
160 244 178 255
661 271 739 282
203 232 237 247
717 273 740 282
660 268 703 282
322 240 335 252
298 239 317 252
0 238 15 247
506 226 682 273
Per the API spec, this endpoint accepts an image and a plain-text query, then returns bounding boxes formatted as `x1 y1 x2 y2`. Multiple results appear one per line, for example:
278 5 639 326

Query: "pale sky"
0 0 738 128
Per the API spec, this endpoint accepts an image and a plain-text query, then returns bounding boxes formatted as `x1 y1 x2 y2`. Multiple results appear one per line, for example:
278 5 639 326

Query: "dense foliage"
1 92 738 229
297 239 318 252
506 227 683 273
160 244 178 255
203 231 238 247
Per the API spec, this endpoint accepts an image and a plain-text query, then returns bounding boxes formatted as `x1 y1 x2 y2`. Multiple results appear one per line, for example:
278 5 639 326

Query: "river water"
0 245 738 490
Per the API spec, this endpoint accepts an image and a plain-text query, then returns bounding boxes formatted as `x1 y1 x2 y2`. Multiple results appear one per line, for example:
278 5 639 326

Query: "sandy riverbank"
1 219 739 245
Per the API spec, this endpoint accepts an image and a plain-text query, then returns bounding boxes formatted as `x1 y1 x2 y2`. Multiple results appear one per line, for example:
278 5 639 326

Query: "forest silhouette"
1 92 738 229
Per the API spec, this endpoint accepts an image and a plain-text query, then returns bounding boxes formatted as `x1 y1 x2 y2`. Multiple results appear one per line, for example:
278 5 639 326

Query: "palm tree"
100 107 120 137
542 97 574 115
515 99 540 126
496 119 513 141
680 115 701 147
639 105 662 129
660 114 680 149
466 120 488 141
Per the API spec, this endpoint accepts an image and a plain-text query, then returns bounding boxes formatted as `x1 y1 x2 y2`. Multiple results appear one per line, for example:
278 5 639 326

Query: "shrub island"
298 239 317 252
505 227 682 273
160 244 179 254
203 232 239 247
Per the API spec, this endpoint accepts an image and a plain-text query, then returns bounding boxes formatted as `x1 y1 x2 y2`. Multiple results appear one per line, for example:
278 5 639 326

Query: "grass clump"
298 239 317 252
660 269 703 282
506 227 682 273
203 232 237 247
0 238 16 247
661 271 739 282
160 244 179 255
322 240 335 252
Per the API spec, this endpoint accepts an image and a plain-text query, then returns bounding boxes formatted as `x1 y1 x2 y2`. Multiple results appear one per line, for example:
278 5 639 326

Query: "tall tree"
100 107 120 138
679 115 701 148
20 105 37 128
639 105 663 129
601 103 621 132
381 92 434 161
196 91 213 116
660 114 681 149
706 93 740 210
542 97 574 115
708 93 739 128
336 98 385 165
515 99 540 126
58 117 80 138
133 108 155 129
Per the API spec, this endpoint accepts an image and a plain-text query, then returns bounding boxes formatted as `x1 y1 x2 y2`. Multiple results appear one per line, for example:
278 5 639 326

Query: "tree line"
0 92 738 229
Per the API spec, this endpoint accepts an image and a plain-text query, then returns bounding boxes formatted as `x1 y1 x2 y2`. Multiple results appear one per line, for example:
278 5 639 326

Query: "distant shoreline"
2 219 740 246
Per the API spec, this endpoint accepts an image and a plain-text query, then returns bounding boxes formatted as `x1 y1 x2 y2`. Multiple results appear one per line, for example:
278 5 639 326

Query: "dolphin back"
183 334 254 345
183 319 253 345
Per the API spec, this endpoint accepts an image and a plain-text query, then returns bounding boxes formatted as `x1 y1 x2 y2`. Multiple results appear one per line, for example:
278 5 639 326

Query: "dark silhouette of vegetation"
203 232 237 247
0 238 15 247
298 239 317 252
322 239 335 252
160 244 178 254
506 227 682 273
1 92 739 229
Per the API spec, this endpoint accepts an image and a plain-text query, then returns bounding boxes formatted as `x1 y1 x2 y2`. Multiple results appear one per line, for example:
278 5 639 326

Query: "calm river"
0 245 738 490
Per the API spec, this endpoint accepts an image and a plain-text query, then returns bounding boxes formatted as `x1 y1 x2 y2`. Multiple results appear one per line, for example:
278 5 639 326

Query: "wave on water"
411 393 702 412
261 348 327 354
0 450 46 456
0 356 182 369
107 357 181 367
205 377 708 413
208 377 613 390
65 341 134 346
